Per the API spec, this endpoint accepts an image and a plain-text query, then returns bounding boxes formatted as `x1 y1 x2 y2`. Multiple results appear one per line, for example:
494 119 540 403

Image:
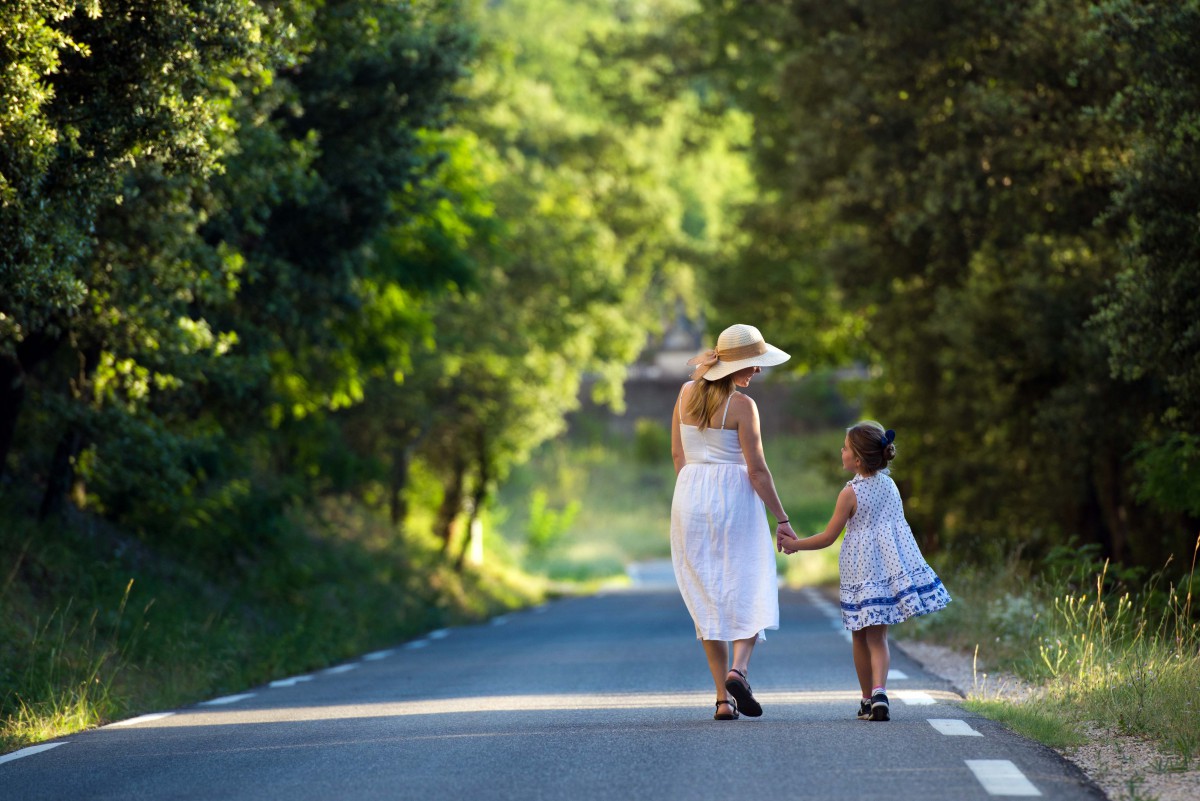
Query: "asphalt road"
2 570 1103 800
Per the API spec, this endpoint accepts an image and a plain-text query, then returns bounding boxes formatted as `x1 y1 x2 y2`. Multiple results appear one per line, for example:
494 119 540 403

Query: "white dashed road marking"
427 629 450 640
966 759 1042 796
322 664 357 675
0 743 67 766
404 640 429 650
896 690 937 705
269 675 314 688
927 718 983 736
200 693 256 706
105 712 176 728
362 649 395 661
887 669 908 680
491 616 509 626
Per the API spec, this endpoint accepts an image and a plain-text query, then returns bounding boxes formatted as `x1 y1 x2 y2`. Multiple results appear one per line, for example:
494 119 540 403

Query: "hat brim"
702 344 791 380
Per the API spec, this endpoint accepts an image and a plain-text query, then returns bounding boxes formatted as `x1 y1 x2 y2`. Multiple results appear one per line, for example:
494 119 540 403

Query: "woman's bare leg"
730 636 756 679
701 640 730 700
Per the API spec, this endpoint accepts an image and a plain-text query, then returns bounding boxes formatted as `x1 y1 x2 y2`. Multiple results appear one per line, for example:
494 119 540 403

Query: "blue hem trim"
840 577 946 612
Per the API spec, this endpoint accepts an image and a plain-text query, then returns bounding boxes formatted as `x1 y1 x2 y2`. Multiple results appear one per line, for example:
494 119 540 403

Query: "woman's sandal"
724 668 763 717
714 699 739 720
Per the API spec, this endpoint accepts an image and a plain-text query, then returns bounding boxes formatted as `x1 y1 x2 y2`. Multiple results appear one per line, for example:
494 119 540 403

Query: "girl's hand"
779 535 804 555
775 521 798 553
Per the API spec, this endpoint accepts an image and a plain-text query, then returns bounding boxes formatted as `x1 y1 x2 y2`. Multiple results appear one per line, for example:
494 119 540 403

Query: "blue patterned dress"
838 470 950 630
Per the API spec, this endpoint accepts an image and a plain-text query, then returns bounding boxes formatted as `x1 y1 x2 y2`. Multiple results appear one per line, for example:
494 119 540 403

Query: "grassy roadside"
0 494 545 753
903 538 1200 768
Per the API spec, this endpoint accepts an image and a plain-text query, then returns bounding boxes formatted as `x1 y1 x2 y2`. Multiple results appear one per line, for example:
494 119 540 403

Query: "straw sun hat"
687 324 791 381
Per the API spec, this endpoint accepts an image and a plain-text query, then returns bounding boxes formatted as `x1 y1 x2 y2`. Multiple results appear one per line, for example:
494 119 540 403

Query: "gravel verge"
896 639 1200 801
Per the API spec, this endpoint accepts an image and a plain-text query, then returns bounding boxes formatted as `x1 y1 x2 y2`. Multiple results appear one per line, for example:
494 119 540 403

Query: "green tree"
664 0 1194 565
1091 0 1200 522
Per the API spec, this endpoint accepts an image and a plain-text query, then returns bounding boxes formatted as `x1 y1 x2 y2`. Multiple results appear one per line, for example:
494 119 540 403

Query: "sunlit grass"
908 536 1200 762
962 698 1086 749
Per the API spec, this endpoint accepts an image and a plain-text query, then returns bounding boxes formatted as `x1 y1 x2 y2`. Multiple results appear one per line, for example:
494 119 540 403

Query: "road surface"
2 570 1101 800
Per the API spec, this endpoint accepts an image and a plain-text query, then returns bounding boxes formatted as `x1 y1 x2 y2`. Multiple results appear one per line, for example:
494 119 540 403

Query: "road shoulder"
896 639 1200 801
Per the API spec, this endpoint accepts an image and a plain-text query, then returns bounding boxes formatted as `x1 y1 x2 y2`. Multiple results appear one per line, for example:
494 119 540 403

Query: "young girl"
779 421 950 721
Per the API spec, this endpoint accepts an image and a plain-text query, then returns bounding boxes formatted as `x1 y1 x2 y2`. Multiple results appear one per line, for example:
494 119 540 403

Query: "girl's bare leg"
851 629 872 698
861 624 890 689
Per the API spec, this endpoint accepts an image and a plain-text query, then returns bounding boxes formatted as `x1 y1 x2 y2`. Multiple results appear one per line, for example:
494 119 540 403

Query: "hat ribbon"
687 340 768 379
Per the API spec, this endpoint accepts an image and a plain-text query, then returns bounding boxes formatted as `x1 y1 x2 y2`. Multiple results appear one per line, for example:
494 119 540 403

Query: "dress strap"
720 392 734 429
677 382 689 424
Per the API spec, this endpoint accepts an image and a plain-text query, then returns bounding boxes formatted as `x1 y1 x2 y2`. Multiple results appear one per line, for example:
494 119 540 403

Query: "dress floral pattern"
838 470 950 631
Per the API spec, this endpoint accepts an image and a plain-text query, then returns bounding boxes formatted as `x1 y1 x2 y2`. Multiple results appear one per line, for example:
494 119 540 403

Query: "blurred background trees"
2 0 1197 578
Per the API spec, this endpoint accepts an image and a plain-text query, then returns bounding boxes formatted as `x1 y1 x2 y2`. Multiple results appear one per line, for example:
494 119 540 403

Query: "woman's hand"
775 521 798 553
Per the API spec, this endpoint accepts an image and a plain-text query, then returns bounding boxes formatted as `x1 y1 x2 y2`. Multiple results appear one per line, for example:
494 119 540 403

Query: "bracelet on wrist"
776 519 789 526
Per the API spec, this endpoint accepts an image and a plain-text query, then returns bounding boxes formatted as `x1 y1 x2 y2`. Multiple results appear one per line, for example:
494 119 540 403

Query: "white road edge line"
0 743 67 766
965 759 1042 796
404 640 429 650
200 693 256 706
888 669 908 680
927 718 983 736
105 712 176 728
427 629 450 640
491 616 509 626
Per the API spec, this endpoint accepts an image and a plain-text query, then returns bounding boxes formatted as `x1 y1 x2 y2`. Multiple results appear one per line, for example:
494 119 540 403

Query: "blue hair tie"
879 429 895 447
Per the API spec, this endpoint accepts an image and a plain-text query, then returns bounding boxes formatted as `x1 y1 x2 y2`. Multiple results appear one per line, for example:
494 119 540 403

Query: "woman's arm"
736 395 789 522
781 486 856 553
671 385 688 475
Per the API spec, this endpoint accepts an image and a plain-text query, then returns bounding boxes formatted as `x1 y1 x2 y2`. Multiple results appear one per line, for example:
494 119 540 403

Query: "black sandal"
725 668 763 717
714 699 739 720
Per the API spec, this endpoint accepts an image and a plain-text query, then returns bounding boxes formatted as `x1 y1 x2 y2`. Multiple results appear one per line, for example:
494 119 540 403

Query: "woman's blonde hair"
846 420 897 475
684 376 736 431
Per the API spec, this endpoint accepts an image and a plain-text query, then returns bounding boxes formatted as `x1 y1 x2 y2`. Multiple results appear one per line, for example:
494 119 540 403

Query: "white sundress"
670 388 779 642
839 470 951 631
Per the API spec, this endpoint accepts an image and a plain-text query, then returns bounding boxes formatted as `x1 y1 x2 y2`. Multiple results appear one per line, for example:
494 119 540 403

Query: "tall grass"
1 582 139 746
909 534 1200 762
1 496 544 754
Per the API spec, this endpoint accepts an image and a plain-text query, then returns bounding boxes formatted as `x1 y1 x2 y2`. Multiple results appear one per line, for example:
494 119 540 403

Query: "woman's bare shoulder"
730 391 758 412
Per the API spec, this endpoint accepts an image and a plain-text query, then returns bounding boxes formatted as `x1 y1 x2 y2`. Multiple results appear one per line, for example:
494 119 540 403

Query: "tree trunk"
1093 449 1129 563
0 333 61 480
455 434 491 572
39 424 85 520
38 345 99 520
389 445 412 528
436 455 466 554
0 355 25 480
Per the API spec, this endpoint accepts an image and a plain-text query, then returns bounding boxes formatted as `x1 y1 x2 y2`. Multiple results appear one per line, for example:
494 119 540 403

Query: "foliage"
655 0 1200 568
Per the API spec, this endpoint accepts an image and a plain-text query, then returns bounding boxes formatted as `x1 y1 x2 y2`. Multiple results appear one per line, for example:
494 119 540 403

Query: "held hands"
775 521 798 553
778 533 805 555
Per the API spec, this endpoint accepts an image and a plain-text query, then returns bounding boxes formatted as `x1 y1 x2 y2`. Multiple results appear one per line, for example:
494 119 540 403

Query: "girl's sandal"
714 699 739 720
724 668 763 717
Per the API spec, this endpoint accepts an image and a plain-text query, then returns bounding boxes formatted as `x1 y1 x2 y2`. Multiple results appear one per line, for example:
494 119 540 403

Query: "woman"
670 323 798 720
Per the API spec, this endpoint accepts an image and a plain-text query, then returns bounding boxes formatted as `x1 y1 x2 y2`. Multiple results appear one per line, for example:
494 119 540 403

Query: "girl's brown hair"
684 375 736 431
846 420 897 475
